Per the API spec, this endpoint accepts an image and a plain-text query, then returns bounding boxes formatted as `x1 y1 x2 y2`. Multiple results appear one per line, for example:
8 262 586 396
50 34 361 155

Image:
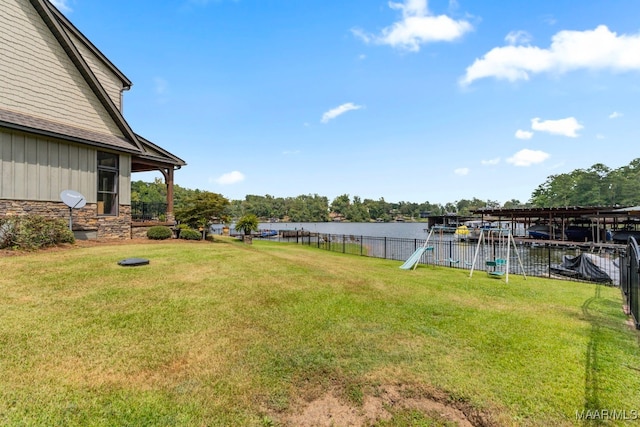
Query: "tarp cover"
551 253 619 285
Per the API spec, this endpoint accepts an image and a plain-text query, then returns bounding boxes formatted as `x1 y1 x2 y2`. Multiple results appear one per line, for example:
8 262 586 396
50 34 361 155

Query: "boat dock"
470 205 640 248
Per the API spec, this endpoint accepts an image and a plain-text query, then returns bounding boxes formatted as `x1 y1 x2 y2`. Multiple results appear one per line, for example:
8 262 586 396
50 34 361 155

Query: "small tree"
175 191 230 229
235 214 259 236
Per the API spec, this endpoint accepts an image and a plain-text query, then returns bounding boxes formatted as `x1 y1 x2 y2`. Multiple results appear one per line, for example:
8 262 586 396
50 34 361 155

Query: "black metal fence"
131 202 167 222
621 237 640 329
257 231 623 287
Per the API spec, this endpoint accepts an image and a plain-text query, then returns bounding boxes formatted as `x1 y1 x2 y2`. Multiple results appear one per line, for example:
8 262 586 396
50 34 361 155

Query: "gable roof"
0 0 185 168
46 2 132 91
29 0 144 152
0 108 141 154
133 134 187 170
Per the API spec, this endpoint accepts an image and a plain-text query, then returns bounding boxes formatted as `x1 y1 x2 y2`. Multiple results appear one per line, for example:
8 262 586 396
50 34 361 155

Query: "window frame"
97 151 119 216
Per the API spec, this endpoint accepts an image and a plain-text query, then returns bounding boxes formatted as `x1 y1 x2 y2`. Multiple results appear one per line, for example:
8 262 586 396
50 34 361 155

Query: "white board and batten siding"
0 129 131 205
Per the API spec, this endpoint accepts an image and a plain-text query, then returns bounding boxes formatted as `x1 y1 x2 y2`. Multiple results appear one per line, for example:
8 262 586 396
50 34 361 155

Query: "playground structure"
399 228 435 270
399 226 472 270
469 228 526 283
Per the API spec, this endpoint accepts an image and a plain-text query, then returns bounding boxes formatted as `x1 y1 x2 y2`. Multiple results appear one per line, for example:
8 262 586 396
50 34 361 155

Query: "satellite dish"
60 190 86 231
61 190 86 209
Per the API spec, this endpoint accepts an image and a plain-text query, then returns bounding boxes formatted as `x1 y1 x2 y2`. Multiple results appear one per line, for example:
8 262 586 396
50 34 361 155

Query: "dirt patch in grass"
275 384 495 427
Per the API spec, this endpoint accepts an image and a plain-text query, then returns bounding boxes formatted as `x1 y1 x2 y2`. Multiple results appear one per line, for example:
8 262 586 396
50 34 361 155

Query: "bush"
147 226 173 240
0 215 75 250
179 229 201 240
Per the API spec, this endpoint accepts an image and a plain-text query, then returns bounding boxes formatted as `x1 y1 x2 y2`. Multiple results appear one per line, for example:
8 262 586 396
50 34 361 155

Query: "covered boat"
612 229 640 244
564 226 611 242
527 224 562 240
550 253 619 285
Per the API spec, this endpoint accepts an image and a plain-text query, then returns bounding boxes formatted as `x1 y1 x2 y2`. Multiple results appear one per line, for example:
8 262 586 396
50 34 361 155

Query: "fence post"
342 235 346 253
384 237 387 259
548 247 551 278
361 236 363 256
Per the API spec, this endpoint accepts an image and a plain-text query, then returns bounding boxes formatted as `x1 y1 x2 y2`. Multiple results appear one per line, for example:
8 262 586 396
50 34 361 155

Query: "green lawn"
0 238 638 426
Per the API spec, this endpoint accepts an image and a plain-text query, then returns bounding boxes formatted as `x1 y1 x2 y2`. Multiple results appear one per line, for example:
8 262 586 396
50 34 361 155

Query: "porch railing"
131 202 167 222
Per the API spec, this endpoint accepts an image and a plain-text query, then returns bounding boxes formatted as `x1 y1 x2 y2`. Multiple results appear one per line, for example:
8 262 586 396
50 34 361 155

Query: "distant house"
0 0 185 239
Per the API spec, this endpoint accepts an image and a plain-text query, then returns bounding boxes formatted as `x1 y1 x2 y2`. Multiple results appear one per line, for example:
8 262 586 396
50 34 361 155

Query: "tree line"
530 161 640 207
132 159 640 225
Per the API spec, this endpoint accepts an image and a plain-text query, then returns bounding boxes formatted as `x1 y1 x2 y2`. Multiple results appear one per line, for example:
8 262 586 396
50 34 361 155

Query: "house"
0 0 186 239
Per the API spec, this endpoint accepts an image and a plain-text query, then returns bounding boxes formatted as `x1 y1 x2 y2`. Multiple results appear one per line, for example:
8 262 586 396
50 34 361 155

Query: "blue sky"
53 0 640 205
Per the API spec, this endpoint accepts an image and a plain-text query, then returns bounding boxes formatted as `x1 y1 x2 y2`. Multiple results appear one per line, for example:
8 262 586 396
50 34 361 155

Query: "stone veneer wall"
131 222 177 239
0 200 131 240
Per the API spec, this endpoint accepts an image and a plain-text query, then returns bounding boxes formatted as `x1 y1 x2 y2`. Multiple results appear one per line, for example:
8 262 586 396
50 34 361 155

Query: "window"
97 152 118 215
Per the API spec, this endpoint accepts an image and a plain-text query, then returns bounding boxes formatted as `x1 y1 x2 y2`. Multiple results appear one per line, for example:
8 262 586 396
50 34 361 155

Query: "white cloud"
596 133 606 139
454 167 469 176
515 129 533 140
154 77 168 95
212 171 245 185
321 103 363 123
481 158 500 166
531 117 583 137
505 30 532 46
460 25 640 86
506 149 550 166
352 0 473 52
51 0 72 13
609 111 622 119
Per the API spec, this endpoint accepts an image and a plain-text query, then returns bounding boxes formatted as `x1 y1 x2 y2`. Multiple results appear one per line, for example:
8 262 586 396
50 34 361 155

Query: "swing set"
399 226 467 270
433 226 463 266
469 228 526 283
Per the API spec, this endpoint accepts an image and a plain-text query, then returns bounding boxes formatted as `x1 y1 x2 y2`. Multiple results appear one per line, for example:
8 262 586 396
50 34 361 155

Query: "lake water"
255 222 430 239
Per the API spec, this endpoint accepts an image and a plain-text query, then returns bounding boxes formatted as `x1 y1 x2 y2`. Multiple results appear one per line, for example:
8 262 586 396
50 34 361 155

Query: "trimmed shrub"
147 226 173 240
0 215 75 250
179 229 201 241
174 223 190 239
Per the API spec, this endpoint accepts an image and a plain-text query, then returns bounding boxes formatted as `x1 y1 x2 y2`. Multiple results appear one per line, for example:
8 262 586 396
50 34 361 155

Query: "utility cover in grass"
117 258 150 267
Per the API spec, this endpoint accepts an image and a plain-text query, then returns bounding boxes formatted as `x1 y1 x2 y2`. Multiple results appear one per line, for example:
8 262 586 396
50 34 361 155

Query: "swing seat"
485 260 506 277
437 257 459 264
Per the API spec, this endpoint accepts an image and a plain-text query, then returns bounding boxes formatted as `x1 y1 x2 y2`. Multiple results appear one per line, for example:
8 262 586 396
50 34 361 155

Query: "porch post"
166 167 175 224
